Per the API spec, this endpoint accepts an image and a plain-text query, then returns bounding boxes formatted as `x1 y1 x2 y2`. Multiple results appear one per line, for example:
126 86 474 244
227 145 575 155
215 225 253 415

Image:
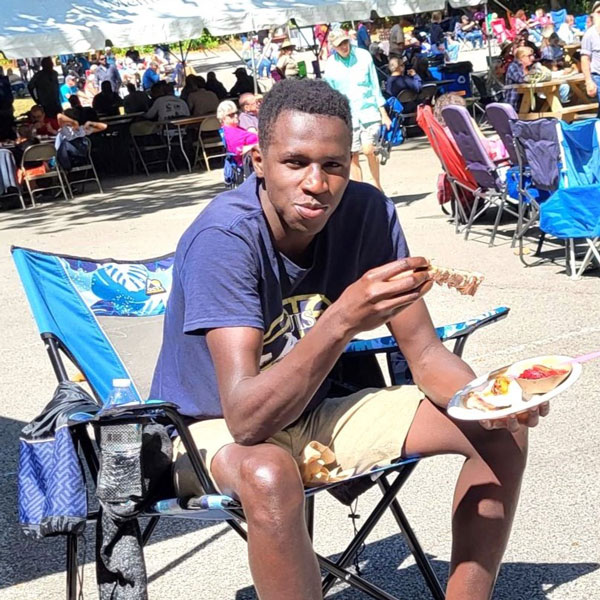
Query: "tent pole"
250 32 258 94
485 1 493 68
290 19 319 61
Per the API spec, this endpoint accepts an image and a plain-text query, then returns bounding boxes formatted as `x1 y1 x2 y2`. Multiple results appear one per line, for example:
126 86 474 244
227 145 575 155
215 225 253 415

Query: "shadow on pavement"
0 413 223 590
0 174 225 234
233 529 599 598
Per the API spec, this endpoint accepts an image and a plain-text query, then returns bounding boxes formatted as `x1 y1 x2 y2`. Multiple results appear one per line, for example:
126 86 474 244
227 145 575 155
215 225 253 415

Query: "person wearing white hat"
581 0 600 115
325 29 391 191
277 40 299 79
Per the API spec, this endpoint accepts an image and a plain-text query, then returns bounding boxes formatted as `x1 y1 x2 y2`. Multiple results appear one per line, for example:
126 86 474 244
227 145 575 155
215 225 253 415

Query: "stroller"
376 96 405 166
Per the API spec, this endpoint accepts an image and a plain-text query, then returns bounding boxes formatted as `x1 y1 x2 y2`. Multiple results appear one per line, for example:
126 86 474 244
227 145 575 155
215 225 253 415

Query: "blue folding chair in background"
540 119 600 278
574 15 589 34
507 117 600 278
550 9 567 29
12 245 511 600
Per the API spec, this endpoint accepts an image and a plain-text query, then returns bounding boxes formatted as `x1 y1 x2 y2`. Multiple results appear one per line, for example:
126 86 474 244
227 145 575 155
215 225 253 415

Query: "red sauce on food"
518 364 568 380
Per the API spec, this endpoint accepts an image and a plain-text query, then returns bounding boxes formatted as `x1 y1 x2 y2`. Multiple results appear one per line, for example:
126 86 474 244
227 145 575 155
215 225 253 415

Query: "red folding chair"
416 105 477 233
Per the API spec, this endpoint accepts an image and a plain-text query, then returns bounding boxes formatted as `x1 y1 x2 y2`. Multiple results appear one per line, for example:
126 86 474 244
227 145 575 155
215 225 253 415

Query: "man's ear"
251 145 264 178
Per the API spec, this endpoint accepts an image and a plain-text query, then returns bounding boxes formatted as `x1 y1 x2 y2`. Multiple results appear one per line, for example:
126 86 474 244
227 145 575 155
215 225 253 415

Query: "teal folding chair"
12 245 510 600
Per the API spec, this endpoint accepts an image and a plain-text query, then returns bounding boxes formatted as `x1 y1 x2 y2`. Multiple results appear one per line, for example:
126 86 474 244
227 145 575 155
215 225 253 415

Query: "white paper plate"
447 355 582 421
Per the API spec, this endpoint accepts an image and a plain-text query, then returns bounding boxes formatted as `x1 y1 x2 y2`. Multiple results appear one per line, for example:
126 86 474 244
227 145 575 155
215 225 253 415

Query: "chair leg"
305 495 315 542
321 464 415 596
489 197 505 247
66 533 78 600
464 196 480 241
378 478 446 600
90 161 103 194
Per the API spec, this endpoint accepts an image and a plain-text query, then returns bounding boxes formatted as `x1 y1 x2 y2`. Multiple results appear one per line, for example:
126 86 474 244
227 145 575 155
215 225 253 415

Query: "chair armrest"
344 306 510 356
68 399 177 425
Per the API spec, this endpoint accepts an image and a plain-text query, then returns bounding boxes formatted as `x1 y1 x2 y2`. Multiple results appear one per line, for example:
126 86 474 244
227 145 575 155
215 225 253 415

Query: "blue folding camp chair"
506 117 600 278
12 245 510 600
376 96 405 166
574 15 588 34
550 9 567 29
541 119 600 278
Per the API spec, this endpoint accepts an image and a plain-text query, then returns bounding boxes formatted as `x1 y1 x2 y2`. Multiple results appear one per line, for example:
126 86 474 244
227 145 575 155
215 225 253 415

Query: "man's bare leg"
211 443 322 600
403 398 529 600
350 151 362 182
363 143 383 191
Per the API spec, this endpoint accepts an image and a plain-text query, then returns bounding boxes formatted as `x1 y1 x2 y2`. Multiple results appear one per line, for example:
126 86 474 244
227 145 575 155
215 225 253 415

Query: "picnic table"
511 73 598 122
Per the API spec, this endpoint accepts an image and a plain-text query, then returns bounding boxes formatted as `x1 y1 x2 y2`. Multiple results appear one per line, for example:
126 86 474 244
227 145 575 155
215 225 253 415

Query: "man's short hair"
239 93 255 109
258 79 351 152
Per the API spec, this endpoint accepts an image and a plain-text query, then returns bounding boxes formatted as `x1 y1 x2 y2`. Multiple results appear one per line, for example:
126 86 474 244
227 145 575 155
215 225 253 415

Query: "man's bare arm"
207 257 433 445
388 299 476 408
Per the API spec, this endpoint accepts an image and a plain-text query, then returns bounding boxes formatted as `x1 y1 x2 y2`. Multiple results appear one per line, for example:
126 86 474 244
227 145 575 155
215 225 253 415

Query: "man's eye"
285 160 304 167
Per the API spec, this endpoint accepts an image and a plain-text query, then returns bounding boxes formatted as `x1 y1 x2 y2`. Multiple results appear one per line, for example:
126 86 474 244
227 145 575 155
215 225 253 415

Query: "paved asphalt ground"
1 50 599 600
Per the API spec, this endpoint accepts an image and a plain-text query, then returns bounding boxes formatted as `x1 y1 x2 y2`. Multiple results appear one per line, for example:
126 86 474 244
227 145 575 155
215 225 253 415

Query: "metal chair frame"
21 143 69 205
129 121 173 176
60 137 103 198
194 116 227 171
44 307 506 600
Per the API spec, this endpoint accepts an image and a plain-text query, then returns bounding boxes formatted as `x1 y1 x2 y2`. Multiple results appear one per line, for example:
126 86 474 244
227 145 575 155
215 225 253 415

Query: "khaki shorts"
173 386 423 496
351 121 381 153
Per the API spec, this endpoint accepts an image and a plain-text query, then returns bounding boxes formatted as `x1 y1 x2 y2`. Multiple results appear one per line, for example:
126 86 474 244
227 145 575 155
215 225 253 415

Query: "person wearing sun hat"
581 0 600 116
324 29 391 192
276 39 299 79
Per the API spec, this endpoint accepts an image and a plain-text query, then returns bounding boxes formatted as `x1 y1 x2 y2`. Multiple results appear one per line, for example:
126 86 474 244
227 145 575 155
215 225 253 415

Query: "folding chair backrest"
510 118 562 192
130 121 162 137
418 83 437 105
200 116 221 133
12 247 174 404
486 102 519 165
21 143 56 166
442 105 502 191
575 15 588 32
551 9 567 28
558 119 600 188
396 89 417 105
416 104 477 190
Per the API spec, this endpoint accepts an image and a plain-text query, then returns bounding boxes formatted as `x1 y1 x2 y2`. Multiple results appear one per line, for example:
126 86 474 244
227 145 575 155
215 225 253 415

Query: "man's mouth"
294 203 327 219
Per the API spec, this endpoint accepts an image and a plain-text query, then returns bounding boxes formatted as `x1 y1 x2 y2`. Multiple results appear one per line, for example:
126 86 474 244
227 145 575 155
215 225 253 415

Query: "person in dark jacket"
27 57 61 117
206 71 228 100
386 57 423 97
92 81 122 116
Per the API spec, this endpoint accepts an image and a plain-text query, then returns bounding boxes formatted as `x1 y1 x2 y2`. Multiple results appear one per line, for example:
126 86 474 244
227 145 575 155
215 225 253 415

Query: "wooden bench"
518 103 599 122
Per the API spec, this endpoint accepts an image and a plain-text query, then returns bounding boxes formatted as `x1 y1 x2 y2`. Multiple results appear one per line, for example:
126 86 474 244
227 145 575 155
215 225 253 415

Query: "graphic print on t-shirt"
260 293 331 369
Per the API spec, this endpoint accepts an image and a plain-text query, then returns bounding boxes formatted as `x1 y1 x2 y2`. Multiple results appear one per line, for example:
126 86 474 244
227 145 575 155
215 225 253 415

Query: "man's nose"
301 165 328 194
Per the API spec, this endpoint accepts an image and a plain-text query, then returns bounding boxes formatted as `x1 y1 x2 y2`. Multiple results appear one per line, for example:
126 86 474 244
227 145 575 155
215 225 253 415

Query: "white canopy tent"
1 0 482 58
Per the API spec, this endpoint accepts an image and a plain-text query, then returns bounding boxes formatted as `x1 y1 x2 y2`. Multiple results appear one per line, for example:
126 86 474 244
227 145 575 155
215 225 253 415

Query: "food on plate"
463 374 520 411
389 264 483 296
515 362 572 396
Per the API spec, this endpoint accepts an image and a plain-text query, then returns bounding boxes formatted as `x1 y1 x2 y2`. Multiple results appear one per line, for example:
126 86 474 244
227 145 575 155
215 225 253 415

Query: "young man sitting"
151 78 547 600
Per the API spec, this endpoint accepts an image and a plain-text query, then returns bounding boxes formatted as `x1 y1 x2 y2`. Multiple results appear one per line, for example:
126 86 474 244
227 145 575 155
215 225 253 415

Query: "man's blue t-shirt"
150 174 409 420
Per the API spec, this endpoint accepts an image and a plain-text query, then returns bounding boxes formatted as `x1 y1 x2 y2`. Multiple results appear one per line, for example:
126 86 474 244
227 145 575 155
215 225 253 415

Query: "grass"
14 97 35 116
